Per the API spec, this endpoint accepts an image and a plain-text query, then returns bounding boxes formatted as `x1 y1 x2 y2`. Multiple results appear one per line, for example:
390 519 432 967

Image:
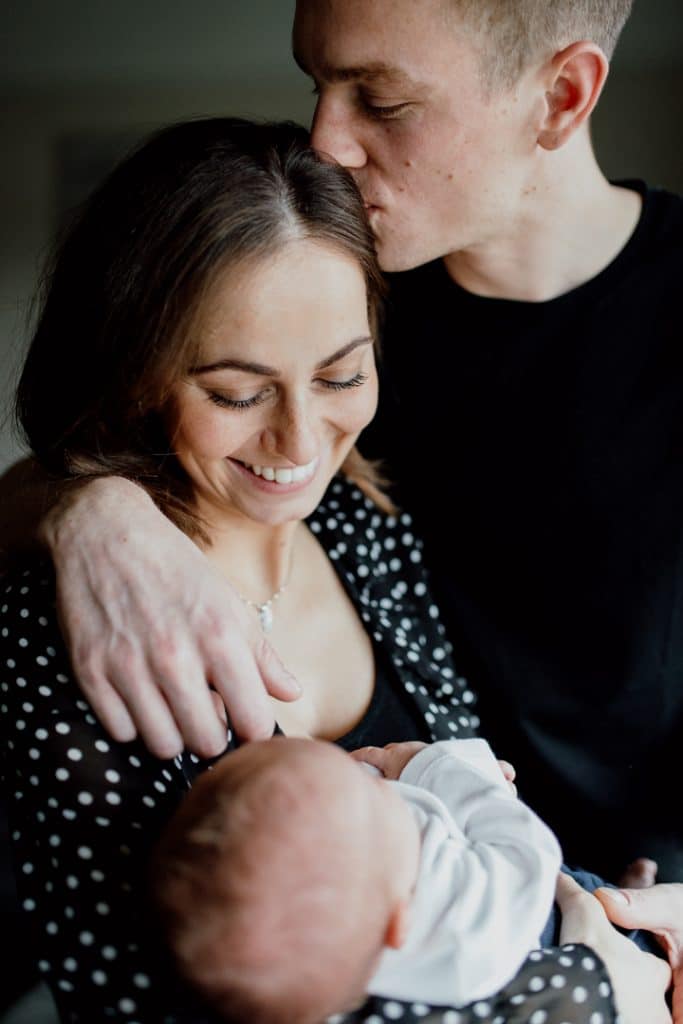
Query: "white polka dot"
102 945 118 960
79 931 94 945
56 769 69 782
528 975 546 992
67 748 83 761
383 1002 404 1019
78 792 93 805
573 986 588 1003
92 970 107 985
550 974 567 988
530 1012 548 1024
473 1003 491 1018
133 973 151 989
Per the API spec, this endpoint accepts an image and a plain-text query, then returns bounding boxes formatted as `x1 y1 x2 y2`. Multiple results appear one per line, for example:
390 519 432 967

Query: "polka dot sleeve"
0 565 222 1023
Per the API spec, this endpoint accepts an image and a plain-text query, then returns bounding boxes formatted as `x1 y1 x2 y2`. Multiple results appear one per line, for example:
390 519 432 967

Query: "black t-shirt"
362 181 683 881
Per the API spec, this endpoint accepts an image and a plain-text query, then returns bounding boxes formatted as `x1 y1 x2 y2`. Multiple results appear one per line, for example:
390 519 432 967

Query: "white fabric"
367 739 562 1005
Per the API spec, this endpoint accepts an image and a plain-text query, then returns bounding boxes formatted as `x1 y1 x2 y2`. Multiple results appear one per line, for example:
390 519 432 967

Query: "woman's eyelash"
207 373 368 410
321 372 368 391
208 391 265 410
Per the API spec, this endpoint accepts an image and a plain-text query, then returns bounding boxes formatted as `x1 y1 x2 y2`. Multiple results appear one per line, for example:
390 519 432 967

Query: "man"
3 0 682 997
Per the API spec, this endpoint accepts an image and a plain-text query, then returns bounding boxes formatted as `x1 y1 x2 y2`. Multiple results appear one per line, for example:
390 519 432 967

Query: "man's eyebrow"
189 337 373 377
294 52 420 90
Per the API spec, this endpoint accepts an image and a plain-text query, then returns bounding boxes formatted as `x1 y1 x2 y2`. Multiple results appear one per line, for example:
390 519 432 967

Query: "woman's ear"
537 41 609 151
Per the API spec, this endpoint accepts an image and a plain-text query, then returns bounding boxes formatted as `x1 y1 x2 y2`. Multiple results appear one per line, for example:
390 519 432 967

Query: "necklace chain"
236 581 289 634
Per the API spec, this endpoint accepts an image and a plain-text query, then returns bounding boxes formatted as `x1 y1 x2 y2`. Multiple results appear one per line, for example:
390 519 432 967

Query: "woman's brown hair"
16 118 392 540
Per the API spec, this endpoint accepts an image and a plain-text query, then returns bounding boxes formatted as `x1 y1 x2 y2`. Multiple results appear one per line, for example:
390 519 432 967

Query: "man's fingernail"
598 887 629 903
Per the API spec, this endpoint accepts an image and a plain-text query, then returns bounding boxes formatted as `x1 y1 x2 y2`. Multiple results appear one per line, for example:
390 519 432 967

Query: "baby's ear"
384 901 410 949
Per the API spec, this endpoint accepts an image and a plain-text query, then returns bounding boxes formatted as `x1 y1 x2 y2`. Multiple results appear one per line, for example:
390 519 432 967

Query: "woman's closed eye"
318 371 368 391
206 372 368 411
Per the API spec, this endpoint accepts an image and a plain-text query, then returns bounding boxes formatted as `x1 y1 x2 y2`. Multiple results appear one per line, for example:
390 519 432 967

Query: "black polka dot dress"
0 477 618 1023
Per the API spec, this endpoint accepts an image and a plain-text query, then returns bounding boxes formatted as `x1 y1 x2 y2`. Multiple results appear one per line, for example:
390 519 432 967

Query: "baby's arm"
367 738 562 1006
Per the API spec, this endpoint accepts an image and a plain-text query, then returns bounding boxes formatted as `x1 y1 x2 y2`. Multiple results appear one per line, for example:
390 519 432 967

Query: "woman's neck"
196 503 302 606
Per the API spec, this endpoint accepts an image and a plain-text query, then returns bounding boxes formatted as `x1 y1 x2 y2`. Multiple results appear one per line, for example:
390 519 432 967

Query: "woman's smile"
228 454 320 494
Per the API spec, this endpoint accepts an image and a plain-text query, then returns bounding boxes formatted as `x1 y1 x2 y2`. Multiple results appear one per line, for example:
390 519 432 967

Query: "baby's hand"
497 758 517 795
350 741 428 779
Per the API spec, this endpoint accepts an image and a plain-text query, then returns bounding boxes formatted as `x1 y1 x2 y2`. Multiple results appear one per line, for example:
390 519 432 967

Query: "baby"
151 736 564 1022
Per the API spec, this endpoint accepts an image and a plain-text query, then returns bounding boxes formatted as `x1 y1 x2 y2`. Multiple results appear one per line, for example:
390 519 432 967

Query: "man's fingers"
254 637 301 703
208 646 277 742
76 671 138 743
106 666 185 760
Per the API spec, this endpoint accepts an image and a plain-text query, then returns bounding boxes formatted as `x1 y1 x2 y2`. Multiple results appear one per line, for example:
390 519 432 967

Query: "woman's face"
169 238 378 528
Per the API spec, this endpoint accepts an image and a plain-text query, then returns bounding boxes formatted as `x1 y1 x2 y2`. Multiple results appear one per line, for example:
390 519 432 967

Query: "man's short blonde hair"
446 0 634 90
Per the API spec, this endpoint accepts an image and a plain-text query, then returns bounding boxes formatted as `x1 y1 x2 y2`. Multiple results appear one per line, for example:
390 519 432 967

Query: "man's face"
293 0 542 271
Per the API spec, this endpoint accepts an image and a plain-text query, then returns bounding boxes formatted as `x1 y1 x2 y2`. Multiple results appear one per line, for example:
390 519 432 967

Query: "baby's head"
152 737 419 1023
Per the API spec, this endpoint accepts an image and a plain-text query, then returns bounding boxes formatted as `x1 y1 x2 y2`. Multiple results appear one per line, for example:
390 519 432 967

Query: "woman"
0 118 667 1024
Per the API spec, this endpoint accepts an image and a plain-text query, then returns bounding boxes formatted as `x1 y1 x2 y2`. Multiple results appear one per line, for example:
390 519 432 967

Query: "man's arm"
0 463 300 756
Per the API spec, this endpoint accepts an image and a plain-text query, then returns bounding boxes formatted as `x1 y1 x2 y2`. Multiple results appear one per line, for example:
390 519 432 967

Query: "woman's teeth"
242 458 317 485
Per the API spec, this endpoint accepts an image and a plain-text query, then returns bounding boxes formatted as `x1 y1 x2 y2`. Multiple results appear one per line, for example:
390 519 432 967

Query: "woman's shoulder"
1 558 59 652
308 473 420 571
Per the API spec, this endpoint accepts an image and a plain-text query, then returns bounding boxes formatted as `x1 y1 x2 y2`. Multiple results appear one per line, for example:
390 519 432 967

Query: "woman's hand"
596 883 683 1023
556 873 672 1024
41 476 301 759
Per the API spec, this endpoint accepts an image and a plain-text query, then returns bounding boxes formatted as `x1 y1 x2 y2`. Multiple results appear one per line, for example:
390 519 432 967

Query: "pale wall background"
1 0 682 473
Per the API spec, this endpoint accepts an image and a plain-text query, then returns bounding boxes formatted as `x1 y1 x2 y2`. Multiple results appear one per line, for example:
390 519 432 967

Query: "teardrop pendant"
257 602 273 633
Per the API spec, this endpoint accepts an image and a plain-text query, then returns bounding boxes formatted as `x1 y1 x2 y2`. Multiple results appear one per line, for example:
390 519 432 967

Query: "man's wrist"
39 475 152 555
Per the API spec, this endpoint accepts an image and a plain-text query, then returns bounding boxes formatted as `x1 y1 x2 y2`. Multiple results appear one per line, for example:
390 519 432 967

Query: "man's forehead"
292 49 424 92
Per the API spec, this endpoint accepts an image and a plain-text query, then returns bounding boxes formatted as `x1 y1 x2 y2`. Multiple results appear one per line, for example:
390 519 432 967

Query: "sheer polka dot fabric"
0 477 616 1023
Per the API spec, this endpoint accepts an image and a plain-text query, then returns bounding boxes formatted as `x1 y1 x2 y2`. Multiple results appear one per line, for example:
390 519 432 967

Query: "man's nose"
310 95 367 170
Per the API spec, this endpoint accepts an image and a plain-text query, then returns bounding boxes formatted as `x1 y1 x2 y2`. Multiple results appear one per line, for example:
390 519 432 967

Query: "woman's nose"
261 399 319 467
310 95 368 170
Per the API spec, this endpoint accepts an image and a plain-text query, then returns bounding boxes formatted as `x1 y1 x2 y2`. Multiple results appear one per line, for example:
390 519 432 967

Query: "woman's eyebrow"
189 358 280 376
190 337 373 377
315 336 373 370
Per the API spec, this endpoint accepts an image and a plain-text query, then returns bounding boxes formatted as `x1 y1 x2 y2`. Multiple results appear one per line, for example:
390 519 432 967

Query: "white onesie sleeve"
368 739 562 1005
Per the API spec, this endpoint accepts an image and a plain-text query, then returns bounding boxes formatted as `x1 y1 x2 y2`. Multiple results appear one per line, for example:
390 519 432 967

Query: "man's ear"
537 41 609 151
383 901 410 950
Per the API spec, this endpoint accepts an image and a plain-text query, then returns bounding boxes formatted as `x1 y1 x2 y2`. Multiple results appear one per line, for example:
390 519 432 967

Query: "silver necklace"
236 580 288 634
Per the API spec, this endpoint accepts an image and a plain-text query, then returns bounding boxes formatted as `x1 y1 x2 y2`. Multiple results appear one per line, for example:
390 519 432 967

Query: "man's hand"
556 873 672 1024
596 883 683 1023
350 741 428 779
42 477 301 758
